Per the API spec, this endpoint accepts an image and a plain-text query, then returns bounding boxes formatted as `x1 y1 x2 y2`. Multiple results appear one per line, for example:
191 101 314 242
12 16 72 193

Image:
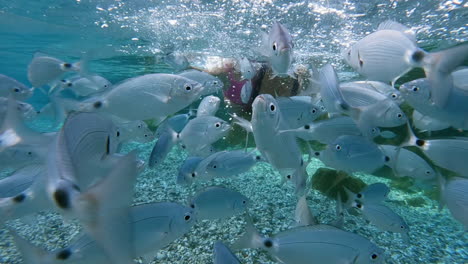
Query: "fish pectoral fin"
143 91 171 104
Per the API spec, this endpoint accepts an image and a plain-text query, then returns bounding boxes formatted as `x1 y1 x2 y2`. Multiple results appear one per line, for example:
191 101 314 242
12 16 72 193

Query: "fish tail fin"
75 151 137 264
342 186 356 209
149 129 177 168
399 121 418 148
8 228 53 264
330 192 345 228
424 43 468 107
231 212 264 250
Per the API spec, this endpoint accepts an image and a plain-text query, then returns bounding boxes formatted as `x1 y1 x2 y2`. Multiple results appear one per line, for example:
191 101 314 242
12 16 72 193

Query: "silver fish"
178 115 231 156
345 183 390 205
59 75 111 97
117 119 154 144
80 73 203 122
250 94 303 179
0 97 37 124
189 186 249 220
340 81 403 104
179 69 223 96
319 64 347 115
28 53 80 87
0 74 32 100
0 147 40 170
197 95 221 117
319 135 386 174
340 83 396 107
0 164 43 198
279 116 361 144
239 57 256 80
234 217 385 264
441 177 468 229
149 128 177 168
380 144 436 182
177 157 204 186
213 241 242 264
343 20 421 84
10 202 196 264
276 96 323 129
162 51 190 72
194 150 262 181
353 202 410 242
294 194 318 227
260 22 294 78
240 80 253 104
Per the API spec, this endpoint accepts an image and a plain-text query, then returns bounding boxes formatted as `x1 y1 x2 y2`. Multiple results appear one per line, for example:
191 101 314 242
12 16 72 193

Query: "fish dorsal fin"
377 20 416 43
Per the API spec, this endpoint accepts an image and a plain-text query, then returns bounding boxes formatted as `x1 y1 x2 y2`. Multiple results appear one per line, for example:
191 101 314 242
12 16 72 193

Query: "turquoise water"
1 1 468 264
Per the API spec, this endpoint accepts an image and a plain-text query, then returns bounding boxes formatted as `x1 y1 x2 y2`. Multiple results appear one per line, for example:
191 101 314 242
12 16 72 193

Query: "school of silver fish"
0 20 467 264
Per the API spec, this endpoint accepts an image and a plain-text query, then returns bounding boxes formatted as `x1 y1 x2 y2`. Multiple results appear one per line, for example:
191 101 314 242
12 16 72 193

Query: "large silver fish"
259 22 294 78
189 186 249 220
10 202 196 264
80 73 203 122
233 216 385 264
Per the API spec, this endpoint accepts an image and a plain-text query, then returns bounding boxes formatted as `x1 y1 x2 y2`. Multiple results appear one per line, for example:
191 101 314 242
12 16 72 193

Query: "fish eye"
213 165 217 169
400 225 405 229
286 175 291 179
213 81 218 85
104 84 108 88
191 172 196 178
304 124 310 130
314 151 320 156
335 145 341 151
347 50 351 56
264 238 273 248
269 103 276 112
256 155 261 160
356 203 362 209
185 85 192 91
356 193 362 198
397 113 403 118
144 134 148 137
93 101 103 109
67 83 72 87
391 93 397 98
63 63 72 69
138 124 142 128
371 253 378 260
14 88 20 93
411 86 419 92
27 151 32 155
190 204 195 208
311 108 317 114
116 131 120 137
272 42 277 51
215 122 221 128
425 170 431 175
242 200 246 204
184 214 191 221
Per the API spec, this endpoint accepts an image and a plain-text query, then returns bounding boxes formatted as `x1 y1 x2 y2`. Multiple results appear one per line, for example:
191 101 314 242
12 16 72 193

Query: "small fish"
178 115 231 156
233 215 385 264
0 97 37 124
412 110 450 133
80 73 203 122
194 150 262 181
276 96 323 129
27 53 80 87
0 74 32 101
440 177 468 229
197 95 221 117
177 157 204 186
352 202 410 242
260 22 294 78
179 69 224 96
149 128 177 168
344 183 390 205
340 81 403 104
162 51 190 72
213 241 242 264
189 186 249 220
319 63 347 115
10 202 196 263
0 164 43 198
380 144 436 182
59 75 111 97
279 116 361 144
240 80 253 104
110 116 154 144
0 147 40 170
319 135 386 174
340 83 397 107
239 57 256 80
